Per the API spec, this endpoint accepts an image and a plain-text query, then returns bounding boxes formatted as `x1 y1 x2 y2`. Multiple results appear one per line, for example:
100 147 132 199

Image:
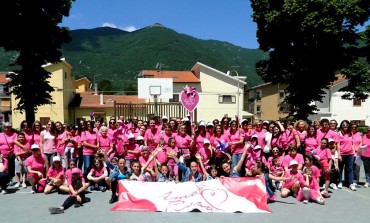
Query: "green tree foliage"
251 0 370 119
98 79 113 92
0 0 75 123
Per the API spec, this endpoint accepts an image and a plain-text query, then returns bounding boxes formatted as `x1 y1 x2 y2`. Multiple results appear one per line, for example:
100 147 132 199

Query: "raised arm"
233 143 250 173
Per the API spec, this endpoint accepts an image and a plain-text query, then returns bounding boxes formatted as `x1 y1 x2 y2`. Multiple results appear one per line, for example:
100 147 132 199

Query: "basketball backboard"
138 78 173 99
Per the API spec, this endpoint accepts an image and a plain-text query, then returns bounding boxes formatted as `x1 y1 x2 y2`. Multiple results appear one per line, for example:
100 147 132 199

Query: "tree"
0 0 75 123
251 0 370 119
98 79 113 92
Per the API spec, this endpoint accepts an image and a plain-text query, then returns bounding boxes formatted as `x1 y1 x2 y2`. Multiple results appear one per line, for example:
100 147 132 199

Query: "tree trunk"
25 101 35 124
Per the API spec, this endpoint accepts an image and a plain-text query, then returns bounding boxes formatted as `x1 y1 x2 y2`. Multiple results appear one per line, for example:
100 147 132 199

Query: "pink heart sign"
180 90 199 112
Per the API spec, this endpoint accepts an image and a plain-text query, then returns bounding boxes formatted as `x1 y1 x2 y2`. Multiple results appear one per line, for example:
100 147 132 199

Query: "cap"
198 121 205 126
3 122 11 127
182 117 190 122
328 138 335 143
136 136 144 141
263 120 269 124
162 115 168 120
204 139 210 144
71 168 80 174
207 122 214 127
31 144 40 150
241 119 248 124
141 146 149 152
253 145 262 150
128 134 135 139
251 134 258 139
289 160 299 166
52 156 61 162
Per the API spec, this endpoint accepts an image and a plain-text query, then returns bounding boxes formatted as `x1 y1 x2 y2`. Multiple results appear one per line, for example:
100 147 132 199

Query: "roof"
191 62 247 85
75 77 91 83
330 75 347 87
42 58 73 69
69 92 145 108
0 73 9 84
140 70 200 83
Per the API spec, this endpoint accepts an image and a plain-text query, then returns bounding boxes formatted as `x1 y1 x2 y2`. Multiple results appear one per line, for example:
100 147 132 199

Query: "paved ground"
1 176 369 223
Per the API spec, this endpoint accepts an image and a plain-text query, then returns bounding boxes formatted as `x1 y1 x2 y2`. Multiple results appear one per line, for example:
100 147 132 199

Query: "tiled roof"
69 92 145 108
141 70 200 83
0 73 9 84
330 75 347 87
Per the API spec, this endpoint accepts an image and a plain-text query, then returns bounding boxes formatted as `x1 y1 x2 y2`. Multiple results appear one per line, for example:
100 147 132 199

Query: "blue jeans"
232 153 243 169
362 156 370 183
339 154 354 185
0 172 9 190
44 153 56 167
264 173 275 198
83 155 94 180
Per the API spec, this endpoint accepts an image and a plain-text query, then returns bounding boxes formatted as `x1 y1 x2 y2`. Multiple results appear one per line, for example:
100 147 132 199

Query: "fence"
114 102 197 121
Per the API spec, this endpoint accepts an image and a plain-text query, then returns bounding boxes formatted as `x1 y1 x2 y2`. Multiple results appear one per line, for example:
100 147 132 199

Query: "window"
219 95 236 104
279 90 285 99
353 98 362 106
248 91 254 102
256 105 261 112
256 105 262 118
40 117 50 126
255 90 262 101
65 72 67 79
169 94 179 102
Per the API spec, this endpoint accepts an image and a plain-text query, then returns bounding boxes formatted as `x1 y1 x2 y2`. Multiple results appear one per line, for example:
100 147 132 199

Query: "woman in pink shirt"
87 158 108 191
15 121 34 152
270 124 287 155
157 126 175 147
252 121 266 149
124 134 140 169
337 120 356 190
26 144 49 193
284 121 300 151
294 120 308 154
55 121 66 160
175 124 194 160
351 122 363 186
283 145 304 171
144 119 159 151
0 151 9 194
32 121 42 146
14 132 30 188
40 120 57 166
193 121 208 152
211 124 229 166
81 121 99 179
0 123 17 181
304 125 319 156
221 116 230 135
98 126 113 156
229 120 245 169
315 138 332 198
44 156 64 194
361 127 370 188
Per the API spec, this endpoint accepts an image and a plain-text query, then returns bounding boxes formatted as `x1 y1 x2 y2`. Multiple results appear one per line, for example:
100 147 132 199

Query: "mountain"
0 24 266 92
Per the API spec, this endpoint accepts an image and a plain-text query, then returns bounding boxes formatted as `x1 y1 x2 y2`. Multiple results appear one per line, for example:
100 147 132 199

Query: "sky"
61 0 259 49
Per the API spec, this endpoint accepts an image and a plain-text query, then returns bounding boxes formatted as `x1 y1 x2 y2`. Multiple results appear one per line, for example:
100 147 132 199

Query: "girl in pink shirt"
338 120 356 190
175 124 194 162
304 125 319 156
87 158 108 191
193 121 208 152
252 121 266 149
59 159 84 193
229 120 245 169
14 133 30 188
32 121 42 146
280 160 304 198
166 138 179 182
15 121 34 151
44 156 64 194
294 120 308 150
40 121 57 165
315 138 332 197
81 121 99 179
211 124 229 166
351 122 362 186
297 167 325 205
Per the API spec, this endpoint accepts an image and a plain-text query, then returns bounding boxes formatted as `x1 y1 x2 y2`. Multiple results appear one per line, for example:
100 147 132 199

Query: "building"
0 73 11 125
245 83 289 122
139 62 253 122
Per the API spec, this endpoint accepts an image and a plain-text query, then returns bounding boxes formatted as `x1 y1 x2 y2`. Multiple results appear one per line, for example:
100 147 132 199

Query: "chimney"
100 93 104 105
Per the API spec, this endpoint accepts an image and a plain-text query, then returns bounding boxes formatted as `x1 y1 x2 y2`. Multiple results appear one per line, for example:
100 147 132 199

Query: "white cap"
3 122 11 127
263 120 269 124
241 119 248 124
31 144 40 150
136 136 144 141
207 122 214 127
162 115 168 120
289 160 298 166
198 121 205 126
328 138 335 143
128 134 135 139
253 145 262 150
182 117 190 122
204 139 210 144
251 134 258 139
53 156 61 162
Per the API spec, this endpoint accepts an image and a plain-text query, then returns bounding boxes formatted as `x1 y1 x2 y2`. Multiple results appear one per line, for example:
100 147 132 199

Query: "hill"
0 24 266 92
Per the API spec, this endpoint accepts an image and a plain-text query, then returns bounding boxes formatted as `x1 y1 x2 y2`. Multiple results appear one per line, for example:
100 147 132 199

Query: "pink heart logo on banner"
180 91 199 112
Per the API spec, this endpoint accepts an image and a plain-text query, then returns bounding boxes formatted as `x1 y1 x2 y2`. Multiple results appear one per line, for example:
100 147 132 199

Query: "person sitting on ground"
280 160 304 198
44 156 64 194
25 144 49 194
59 158 84 193
220 143 250 177
296 167 325 205
153 151 172 182
168 151 203 182
87 158 108 191
48 168 88 214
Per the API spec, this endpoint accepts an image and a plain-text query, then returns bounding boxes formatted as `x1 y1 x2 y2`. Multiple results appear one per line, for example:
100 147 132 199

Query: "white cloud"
102 22 118 29
101 23 138 32
122 25 138 32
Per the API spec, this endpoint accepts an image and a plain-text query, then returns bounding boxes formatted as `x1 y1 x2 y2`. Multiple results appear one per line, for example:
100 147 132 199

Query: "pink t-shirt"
352 132 362 151
23 131 34 149
282 170 304 189
304 136 319 155
270 165 284 176
300 177 319 191
303 165 320 180
283 154 304 168
33 132 41 146
144 128 159 151
114 135 127 157
25 154 46 173
65 168 84 185
47 165 64 179
339 132 354 155
98 135 112 153
125 143 139 160
194 133 207 151
90 166 106 177
41 130 56 154
295 130 307 142
108 128 118 140
316 147 332 164
267 156 284 169
198 146 212 166
317 129 338 142
166 146 179 165
229 130 244 155
56 132 66 155
361 135 370 157
271 134 286 150
253 129 266 148
175 134 192 149
211 134 229 158
154 148 167 165
284 129 296 147
14 143 30 159
0 132 17 158
81 131 98 156
139 156 154 168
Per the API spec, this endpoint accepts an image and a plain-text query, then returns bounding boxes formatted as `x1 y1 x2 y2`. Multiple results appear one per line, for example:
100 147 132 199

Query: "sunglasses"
272 150 279 152
342 124 349 127
289 148 297 151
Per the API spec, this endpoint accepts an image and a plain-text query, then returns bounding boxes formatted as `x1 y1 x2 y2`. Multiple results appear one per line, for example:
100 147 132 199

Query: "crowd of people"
0 115 370 214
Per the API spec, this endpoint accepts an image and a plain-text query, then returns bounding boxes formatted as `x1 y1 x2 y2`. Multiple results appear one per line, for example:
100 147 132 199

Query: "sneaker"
316 198 325 205
22 183 27 188
31 185 36 194
350 184 357 191
74 202 81 208
303 200 309 204
330 183 338 190
364 183 369 188
353 182 358 187
109 195 118 204
0 190 6 195
321 190 330 198
14 182 20 188
99 186 107 192
338 182 343 189
48 207 64 214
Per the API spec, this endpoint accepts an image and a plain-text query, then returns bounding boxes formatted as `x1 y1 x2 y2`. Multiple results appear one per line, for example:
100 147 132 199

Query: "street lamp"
227 70 240 118
93 74 102 95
